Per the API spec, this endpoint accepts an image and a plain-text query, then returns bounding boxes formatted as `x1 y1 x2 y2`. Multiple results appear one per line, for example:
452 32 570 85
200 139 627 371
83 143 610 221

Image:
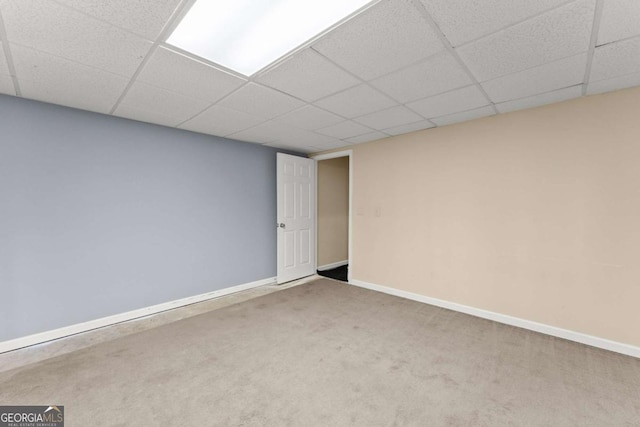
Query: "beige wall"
340 87 640 347
317 156 349 267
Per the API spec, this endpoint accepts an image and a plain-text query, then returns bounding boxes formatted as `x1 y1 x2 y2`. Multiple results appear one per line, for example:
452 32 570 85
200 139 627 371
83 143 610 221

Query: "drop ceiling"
0 0 638 153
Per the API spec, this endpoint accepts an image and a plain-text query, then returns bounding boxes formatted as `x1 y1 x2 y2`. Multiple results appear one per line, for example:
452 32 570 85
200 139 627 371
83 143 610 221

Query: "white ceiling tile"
496 85 583 113
420 0 568 46
0 0 151 76
313 0 444 80
382 120 435 136
0 43 13 93
113 104 182 128
482 53 588 103
178 105 266 137
274 105 344 130
586 71 640 95
407 85 489 118
353 105 423 130
456 0 595 81
263 142 314 153
345 131 387 144
314 84 396 118
12 44 128 113
590 37 640 82
310 140 351 152
597 0 640 45
54 0 182 40
370 52 472 103
0 74 15 95
4 0 631 138
217 83 304 119
431 105 495 127
255 49 360 102
0 42 10 76
119 82 210 124
227 121 294 144
277 128 342 147
137 47 246 103
236 124 337 150
316 120 373 139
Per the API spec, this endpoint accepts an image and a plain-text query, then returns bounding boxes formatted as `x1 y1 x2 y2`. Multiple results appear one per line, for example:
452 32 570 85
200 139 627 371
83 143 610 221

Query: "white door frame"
311 150 353 283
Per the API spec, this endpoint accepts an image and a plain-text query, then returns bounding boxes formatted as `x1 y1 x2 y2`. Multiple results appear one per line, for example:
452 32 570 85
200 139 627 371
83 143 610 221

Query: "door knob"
278 223 286 228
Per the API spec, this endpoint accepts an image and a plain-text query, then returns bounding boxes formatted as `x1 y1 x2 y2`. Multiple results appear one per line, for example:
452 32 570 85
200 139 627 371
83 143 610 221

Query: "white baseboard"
350 279 640 359
317 260 348 271
0 277 276 354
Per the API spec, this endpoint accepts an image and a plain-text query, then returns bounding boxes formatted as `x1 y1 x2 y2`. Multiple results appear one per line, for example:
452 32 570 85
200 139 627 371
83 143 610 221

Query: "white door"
277 153 316 284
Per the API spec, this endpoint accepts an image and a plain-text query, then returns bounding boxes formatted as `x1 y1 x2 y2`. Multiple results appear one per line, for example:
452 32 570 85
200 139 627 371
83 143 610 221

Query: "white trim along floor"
351 279 640 359
0 275 320 373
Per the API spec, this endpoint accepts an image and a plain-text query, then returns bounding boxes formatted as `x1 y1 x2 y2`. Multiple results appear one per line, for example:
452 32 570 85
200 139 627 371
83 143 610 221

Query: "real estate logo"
0 406 64 427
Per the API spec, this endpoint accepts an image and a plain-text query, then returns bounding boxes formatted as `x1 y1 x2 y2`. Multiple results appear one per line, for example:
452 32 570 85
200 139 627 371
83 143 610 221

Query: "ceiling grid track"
309 46 435 129
172 52 310 129
408 0 498 114
582 0 605 95
110 0 386 133
108 0 198 115
49 0 155 42
175 41 405 142
453 0 579 50
0 9 21 96
1 0 638 152
248 0 386 79
172 79 251 129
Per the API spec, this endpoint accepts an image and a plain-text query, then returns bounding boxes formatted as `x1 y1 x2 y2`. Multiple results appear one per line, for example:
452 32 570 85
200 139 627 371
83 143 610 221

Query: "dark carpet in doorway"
318 264 348 282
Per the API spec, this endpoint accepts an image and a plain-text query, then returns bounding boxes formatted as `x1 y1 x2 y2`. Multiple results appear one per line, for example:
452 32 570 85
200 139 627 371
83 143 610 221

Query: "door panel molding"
277 153 316 284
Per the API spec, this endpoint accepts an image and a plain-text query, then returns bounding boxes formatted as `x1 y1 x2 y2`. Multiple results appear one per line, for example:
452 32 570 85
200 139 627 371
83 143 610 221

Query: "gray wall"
0 94 290 342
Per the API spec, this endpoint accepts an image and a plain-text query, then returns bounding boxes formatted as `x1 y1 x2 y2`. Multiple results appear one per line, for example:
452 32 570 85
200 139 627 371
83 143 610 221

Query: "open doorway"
313 150 352 282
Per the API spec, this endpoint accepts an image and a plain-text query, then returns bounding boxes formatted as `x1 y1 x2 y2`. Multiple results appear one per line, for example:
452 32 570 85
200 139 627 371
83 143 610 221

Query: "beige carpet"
1 279 639 426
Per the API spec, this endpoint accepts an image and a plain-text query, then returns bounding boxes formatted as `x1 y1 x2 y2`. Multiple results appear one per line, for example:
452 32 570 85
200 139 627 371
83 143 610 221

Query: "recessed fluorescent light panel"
167 0 374 76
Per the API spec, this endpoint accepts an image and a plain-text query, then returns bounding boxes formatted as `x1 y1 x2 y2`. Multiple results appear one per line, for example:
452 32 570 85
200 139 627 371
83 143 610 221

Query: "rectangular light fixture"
167 0 374 76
